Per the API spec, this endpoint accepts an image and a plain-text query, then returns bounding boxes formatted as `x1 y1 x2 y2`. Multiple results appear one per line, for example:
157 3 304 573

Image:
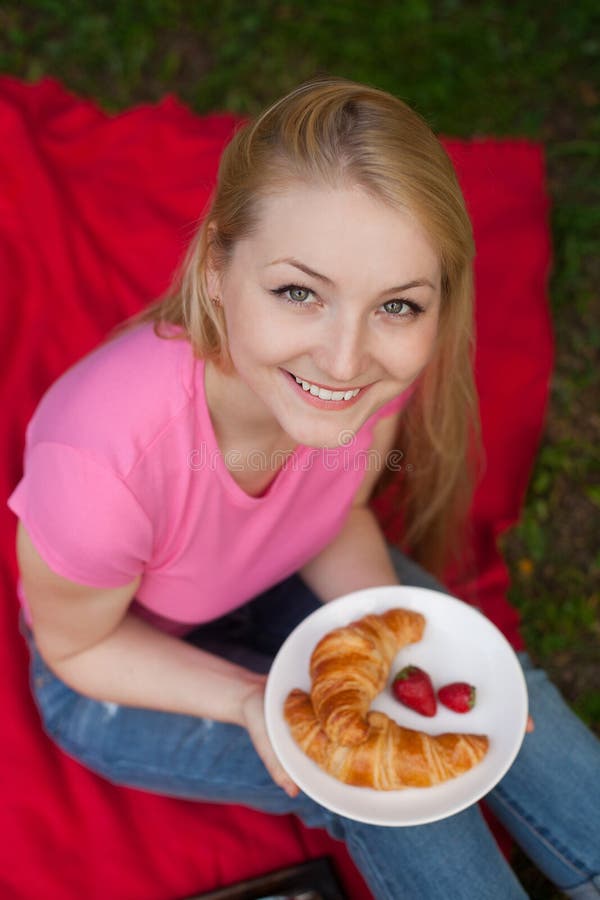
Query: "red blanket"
0 77 553 899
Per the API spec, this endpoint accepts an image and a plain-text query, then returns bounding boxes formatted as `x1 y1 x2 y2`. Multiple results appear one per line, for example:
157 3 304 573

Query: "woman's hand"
239 678 299 798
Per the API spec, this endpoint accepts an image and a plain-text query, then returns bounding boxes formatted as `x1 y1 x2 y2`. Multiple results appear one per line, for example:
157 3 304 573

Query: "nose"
313 313 371 385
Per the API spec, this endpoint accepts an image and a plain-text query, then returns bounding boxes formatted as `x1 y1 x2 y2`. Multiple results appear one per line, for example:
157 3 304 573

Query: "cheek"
383 322 439 379
225 303 289 364
226 290 307 358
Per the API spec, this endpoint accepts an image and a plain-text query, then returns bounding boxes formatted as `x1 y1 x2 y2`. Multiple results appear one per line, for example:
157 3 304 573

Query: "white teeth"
293 374 360 401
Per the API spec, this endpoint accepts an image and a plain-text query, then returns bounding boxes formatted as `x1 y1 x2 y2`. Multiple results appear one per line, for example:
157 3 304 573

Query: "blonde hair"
115 76 481 577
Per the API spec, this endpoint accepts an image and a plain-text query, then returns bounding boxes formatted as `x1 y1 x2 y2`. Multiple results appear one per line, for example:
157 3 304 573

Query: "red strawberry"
438 682 476 713
392 665 437 717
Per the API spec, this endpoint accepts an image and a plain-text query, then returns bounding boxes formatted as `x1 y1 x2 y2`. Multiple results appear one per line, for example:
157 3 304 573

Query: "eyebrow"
267 257 436 293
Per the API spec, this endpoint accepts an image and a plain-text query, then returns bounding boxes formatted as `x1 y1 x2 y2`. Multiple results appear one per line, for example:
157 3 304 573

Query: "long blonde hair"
114 77 481 577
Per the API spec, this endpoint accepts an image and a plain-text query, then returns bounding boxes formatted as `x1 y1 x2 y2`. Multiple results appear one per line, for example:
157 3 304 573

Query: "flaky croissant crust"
285 688 489 789
309 607 425 746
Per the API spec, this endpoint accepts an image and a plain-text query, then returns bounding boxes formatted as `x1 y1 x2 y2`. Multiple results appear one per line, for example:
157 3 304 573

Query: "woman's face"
211 183 441 449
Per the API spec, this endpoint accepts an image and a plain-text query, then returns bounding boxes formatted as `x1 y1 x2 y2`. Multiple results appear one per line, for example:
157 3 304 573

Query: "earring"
211 296 222 308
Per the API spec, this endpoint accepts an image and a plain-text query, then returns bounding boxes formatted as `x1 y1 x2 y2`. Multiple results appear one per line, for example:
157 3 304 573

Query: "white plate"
265 585 528 826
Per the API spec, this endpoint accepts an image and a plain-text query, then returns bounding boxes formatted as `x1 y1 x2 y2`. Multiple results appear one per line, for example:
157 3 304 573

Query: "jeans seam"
492 784 590 879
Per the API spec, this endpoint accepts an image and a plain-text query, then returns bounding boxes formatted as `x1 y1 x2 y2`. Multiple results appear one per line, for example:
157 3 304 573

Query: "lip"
285 369 367 393
281 369 371 410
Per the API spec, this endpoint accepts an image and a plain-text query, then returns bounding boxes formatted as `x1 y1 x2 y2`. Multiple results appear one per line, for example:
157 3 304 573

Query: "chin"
288 416 363 451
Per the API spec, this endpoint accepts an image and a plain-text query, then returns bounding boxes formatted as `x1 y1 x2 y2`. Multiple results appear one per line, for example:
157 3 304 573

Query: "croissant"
285 688 489 789
309 608 425 746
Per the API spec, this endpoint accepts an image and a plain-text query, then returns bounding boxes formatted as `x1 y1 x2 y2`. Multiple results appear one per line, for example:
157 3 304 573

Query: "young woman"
8 78 600 899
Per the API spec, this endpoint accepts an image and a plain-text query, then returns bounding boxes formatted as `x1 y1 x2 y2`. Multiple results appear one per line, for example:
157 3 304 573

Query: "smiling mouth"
285 370 363 402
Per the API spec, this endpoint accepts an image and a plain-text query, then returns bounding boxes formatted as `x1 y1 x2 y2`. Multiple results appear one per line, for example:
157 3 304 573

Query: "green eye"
384 300 408 315
289 287 310 302
383 299 424 318
272 284 314 305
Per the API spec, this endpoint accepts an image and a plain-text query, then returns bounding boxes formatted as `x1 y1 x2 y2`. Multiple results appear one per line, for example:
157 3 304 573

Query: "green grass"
2 3 599 895
1 2 598 136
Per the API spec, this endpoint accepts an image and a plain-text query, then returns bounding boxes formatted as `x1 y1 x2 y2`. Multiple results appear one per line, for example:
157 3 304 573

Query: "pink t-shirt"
8 323 409 634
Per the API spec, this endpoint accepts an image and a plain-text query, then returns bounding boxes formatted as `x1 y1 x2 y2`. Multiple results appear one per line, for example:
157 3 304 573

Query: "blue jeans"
25 547 600 900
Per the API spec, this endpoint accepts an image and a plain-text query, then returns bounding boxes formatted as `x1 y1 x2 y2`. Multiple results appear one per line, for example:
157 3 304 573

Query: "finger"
277 771 300 798
526 715 535 733
254 735 299 797
244 708 300 797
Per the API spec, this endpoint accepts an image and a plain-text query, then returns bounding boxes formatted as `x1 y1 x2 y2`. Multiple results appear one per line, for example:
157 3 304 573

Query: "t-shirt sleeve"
7 441 153 588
